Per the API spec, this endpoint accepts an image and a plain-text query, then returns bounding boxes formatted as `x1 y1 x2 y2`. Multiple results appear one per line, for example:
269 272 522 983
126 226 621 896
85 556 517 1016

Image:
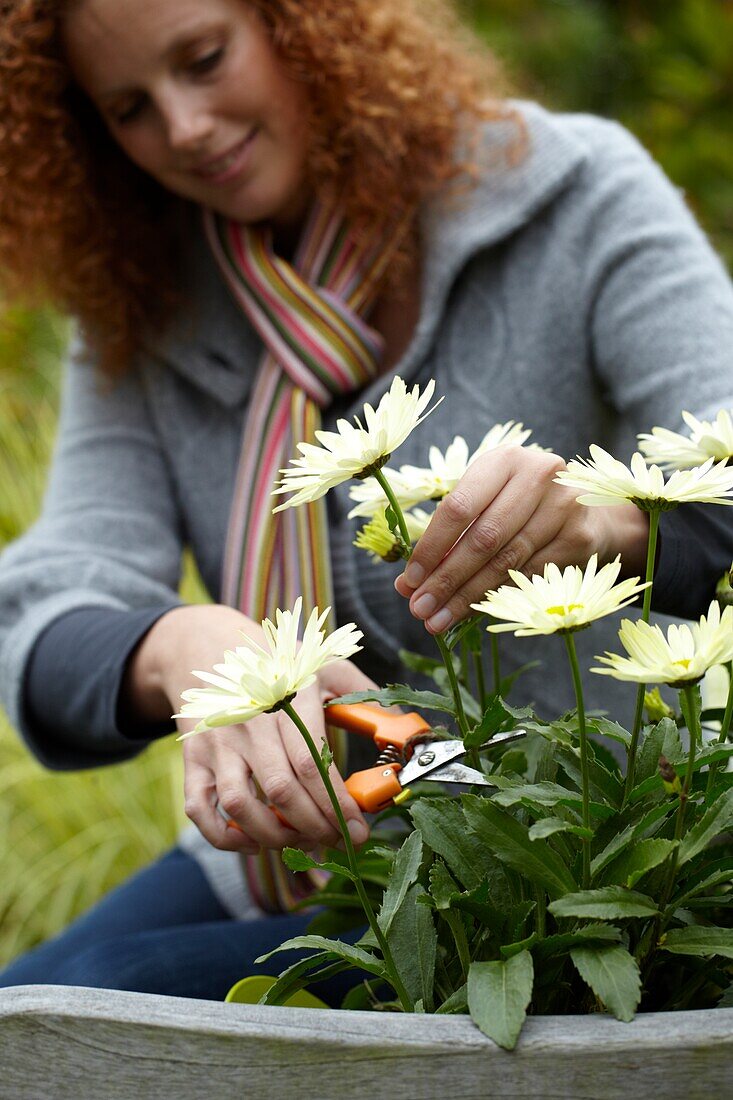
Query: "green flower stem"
372 467 412 549
535 886 546 940
282 703 413 1012
434 631 471 742
563 633 591 889
623 508 661 802
654 683 702 941
677 685 700 837
474 649 488 712
369 469 472 754
706 659 733 796
490 633 501 695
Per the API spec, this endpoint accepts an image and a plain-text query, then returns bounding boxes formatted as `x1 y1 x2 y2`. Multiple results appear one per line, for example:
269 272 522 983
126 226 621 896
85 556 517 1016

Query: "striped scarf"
205 201 388 912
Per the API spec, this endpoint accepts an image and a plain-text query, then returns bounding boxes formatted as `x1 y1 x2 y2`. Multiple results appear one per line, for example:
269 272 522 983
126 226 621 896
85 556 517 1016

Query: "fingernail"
348 819 369 844
428 607 453 633
413 592 437 618
403 561 425 588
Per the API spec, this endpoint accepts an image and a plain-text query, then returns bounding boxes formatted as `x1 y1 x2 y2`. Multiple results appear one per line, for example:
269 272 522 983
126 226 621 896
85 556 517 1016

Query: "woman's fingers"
396 450 568 631
182 748 259 853
395 448 520 596
243 710 343 848
278 680 370 844
420 509 571 634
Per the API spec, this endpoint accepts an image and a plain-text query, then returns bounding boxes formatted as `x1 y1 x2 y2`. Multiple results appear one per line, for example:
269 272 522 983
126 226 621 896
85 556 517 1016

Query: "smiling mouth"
195 130 258 179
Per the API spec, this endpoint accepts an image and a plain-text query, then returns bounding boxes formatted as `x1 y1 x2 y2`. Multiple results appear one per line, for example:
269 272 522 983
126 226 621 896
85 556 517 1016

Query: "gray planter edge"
1 985 731 1100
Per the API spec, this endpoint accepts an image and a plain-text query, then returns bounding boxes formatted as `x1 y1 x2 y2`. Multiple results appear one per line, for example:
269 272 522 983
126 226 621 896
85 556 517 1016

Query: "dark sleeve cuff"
652 503 733 619
22 604 181 771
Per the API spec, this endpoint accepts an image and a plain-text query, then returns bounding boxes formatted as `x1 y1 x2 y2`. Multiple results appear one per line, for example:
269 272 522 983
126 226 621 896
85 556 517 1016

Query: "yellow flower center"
547 603 583 616
673 657 692 670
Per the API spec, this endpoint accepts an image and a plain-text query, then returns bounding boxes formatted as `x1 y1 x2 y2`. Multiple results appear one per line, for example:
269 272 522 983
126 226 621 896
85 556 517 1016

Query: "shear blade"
421 761 494 787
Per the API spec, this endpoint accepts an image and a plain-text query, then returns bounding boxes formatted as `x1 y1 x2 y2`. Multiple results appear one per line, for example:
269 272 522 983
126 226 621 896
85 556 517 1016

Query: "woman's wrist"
121 604 264 726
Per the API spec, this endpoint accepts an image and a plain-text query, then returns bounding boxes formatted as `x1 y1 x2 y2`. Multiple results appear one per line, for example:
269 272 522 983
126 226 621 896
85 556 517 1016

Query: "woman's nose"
160 92 214 152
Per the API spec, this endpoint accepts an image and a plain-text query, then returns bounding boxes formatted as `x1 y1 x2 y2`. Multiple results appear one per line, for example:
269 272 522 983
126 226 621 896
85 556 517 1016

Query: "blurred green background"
1 0 732 965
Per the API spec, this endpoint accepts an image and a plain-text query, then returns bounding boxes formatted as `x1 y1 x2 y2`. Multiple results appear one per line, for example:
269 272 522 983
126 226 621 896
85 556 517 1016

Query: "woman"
0 0 731 999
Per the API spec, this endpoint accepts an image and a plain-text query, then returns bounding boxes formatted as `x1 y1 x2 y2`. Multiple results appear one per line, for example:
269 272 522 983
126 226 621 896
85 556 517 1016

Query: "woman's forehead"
62 0 249 89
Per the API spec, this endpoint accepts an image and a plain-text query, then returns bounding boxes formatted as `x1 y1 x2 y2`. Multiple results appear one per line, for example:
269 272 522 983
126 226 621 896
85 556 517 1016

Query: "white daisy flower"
471 554 650 636
555 445 733 511
592 601 733 687
638 410 733 470
348 421 533 519
470 419 534 461
174 598 363 734
272 377 440 512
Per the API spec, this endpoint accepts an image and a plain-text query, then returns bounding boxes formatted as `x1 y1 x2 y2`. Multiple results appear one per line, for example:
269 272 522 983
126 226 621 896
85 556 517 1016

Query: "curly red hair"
0 0 520 375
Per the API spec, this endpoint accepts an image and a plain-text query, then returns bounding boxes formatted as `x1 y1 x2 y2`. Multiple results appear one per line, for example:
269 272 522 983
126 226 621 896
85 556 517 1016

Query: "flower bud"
715 567 733 608
644 688 675 723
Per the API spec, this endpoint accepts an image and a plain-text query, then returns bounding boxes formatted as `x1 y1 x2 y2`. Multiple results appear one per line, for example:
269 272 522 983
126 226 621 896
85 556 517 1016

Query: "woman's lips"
194 130 258 185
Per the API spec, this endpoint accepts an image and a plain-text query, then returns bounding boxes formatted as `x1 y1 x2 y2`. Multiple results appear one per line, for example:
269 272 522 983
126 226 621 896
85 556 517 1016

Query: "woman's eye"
112 98 146 126
188 47 225 75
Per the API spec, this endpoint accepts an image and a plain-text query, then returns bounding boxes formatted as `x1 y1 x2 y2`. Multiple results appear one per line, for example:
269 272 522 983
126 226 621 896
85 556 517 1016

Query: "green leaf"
661 925 733 960
586 717 631 748
259 951 340 1005
463 794 577 898
500 933 538 959
590 804 672 878
329 685 455 715
637 718 682 783
411 798 484 889
570 945 641 1022
467 950 534 1050
320 740 334 770
378 829 423 934
528 817 594 842
444 615 483 651
557 746 623 807
255 935 387 979
549 886 659 920
436 983 468 1014
387 883 437 1011
428 859 461 910
602 838 678 888
281 848 356 881
464 695 514 749
533 923 622 962
398 647 446 678
679 789 733 866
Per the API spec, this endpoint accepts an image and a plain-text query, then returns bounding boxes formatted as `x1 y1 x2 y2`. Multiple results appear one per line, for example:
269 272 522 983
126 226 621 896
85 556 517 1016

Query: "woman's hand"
394 446 649 634
123 604 372 853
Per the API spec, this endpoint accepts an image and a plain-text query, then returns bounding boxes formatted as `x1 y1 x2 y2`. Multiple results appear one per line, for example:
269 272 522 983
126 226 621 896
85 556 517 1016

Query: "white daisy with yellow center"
471 554 650 637
638 409 733 470
174 598 363 734
592 601 733 687
272 377 440 512
555 445 733 511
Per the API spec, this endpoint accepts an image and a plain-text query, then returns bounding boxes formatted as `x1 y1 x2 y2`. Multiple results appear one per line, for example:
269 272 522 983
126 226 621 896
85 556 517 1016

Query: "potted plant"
2 379 731 1098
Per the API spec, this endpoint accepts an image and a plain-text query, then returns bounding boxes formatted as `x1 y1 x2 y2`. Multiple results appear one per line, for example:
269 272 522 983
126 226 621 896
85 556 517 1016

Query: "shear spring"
376 743 403 766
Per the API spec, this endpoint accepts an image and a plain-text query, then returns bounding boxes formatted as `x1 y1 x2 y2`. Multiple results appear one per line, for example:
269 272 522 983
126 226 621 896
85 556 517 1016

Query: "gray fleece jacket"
1 101 733 824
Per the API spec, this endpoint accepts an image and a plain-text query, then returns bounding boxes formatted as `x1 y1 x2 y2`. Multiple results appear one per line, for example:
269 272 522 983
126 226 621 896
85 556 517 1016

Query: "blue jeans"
0 846 364 1005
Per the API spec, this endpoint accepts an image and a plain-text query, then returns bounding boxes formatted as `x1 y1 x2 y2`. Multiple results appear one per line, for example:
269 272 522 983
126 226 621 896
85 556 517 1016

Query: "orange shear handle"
326 701 431 752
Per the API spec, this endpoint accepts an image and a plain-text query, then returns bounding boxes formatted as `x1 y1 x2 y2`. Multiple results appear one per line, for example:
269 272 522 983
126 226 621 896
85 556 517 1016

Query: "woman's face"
62 0 312 228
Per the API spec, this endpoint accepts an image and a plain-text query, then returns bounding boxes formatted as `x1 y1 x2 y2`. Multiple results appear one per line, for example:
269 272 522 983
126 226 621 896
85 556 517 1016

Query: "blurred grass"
0 310 197 966
2 0 732 966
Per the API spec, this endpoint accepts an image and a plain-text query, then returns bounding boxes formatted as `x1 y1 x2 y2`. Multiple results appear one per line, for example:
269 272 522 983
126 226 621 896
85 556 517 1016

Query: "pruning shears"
217 701 527 831
329 701 527 813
